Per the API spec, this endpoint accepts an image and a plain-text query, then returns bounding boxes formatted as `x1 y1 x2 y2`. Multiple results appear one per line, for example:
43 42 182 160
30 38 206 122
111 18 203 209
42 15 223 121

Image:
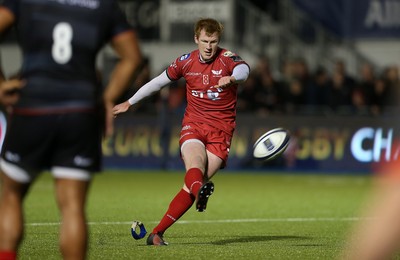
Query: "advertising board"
104 114 399 174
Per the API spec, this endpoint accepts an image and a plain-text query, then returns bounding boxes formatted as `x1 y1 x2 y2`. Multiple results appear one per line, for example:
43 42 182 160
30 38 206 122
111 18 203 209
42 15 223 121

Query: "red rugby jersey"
166 48 248 134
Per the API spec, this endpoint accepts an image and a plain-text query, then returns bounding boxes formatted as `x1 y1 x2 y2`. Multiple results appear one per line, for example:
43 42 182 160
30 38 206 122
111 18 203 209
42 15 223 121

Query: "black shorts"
1 112 102 179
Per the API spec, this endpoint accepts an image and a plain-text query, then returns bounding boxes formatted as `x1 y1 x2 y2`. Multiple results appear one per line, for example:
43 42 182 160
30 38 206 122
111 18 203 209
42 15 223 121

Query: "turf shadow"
212 235 310 245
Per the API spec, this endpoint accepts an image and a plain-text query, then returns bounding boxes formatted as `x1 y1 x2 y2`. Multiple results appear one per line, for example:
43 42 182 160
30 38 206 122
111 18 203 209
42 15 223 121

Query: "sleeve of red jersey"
221 50 249 73
166 53 192 81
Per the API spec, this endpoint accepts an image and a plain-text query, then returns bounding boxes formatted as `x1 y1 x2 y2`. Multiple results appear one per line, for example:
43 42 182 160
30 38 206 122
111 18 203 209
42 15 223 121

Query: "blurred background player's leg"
55 178 90 260
0 172 30 260
341 158 400 259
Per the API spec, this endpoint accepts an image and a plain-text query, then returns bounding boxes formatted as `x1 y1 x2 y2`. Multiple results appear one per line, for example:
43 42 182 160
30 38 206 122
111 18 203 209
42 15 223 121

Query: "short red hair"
194 18 224 38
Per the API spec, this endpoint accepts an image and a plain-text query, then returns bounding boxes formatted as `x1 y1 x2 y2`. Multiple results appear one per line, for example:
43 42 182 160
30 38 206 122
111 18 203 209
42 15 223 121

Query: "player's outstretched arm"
113 70 172 117
112 70 173 118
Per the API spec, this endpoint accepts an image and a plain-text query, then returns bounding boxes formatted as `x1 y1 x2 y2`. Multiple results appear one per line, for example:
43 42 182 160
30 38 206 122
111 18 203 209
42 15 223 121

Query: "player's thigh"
181 140 207 171
205 150 223 179
204 128 232 176
0 171 31 200
54 178 90 211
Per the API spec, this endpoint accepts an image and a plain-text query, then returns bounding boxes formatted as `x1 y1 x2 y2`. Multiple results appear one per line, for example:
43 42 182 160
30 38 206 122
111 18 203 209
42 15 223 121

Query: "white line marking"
26 217 365 227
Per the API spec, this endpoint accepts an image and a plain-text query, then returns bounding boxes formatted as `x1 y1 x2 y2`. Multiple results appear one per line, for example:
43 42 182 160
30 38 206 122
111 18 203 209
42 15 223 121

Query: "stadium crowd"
128 56 399 117
237 57 399 117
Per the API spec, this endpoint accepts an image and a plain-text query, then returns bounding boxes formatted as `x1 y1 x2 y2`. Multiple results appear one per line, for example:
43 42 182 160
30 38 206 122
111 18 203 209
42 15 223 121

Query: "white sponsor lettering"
351 127 398 162
74 155 92 167
5 151 20 163
365 0 400 28
50 0 99 9
186 72 201 76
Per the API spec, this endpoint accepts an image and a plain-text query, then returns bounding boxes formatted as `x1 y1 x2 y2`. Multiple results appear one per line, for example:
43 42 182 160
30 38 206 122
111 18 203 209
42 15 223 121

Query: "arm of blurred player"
112 70 171 116
0 6 25 109
0 79 25 108
0 6 15 32
103 30 143 137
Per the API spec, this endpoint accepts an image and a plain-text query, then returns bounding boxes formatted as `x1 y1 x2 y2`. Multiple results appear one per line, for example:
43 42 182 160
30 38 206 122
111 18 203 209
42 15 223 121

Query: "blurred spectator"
356 63 375 106
237 71 259 112
283 77 305 114
278 59 303 114
351 88 369 116
383 65 400 109
334 59 356 90
370 77 390 116
329 69 353 113
252 56 284 115
349 63 375 116
254 71 283 115
279 58 296 85
292 58 311 86
304 66 331 114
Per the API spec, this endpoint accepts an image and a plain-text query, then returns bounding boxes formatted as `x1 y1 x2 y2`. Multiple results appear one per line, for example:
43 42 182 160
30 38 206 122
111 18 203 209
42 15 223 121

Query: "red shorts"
179 122 234 167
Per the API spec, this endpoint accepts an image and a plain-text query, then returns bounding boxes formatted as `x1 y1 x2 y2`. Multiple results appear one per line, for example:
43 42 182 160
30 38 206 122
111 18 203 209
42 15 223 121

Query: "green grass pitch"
17 170 375 259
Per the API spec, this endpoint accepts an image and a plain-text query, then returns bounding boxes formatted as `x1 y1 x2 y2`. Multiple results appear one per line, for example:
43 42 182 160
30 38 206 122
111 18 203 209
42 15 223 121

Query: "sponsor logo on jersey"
223 50 243 62
206 89 221 100
182 125 191 131
50 0 99 9
179 53 191 61
186 72 201 76
74 155 92 167
223 51 234 57
5 151 20 163
212 69 222 76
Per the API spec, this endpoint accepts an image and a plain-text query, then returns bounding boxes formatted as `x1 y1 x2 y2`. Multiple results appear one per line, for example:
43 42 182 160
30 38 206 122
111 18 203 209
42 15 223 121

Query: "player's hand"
0 79 25 107
104 101 115 138
112 101 131 117
217 76 235 89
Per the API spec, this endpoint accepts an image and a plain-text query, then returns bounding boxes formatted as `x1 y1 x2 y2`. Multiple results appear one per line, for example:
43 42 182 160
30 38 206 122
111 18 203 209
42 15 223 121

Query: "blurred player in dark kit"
113 18 250 245
0 0 142 259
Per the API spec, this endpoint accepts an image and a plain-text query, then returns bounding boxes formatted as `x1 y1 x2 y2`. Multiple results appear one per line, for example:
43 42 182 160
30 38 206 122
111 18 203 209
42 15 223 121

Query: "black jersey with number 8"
2 0 132 110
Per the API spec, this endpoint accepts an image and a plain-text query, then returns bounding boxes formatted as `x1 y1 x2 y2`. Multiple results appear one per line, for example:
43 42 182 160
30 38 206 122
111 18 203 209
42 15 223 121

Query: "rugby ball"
253 128 290 160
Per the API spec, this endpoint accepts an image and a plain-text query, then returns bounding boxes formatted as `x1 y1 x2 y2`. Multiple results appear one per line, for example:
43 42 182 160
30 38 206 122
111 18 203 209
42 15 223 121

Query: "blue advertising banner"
103 114 400 174
292 0 400 38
